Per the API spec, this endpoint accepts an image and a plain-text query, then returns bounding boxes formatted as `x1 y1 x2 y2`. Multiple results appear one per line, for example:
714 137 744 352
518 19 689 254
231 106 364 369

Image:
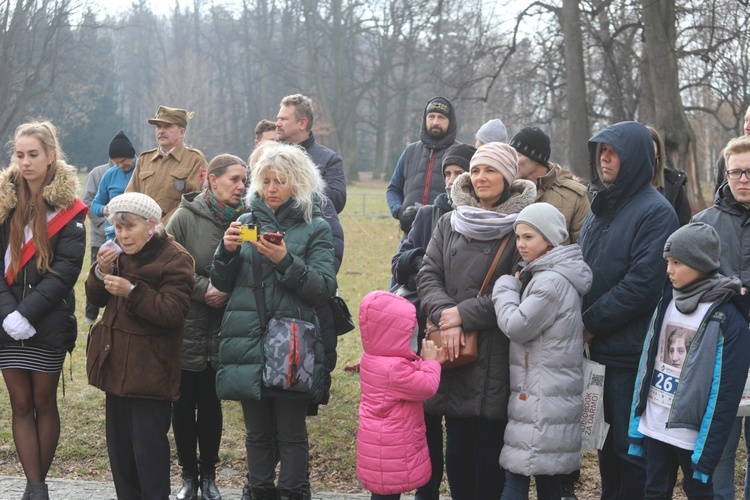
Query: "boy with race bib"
628 222 750 498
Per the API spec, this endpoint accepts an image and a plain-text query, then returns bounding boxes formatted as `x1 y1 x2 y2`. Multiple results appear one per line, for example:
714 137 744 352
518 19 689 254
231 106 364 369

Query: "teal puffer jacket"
211 193 336 401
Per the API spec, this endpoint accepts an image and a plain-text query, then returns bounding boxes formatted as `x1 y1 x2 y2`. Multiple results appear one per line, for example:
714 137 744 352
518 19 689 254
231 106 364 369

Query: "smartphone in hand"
262 232 284 245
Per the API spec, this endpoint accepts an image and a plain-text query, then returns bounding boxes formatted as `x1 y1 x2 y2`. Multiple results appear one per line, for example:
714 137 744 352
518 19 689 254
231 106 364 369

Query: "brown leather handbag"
426 234 511 369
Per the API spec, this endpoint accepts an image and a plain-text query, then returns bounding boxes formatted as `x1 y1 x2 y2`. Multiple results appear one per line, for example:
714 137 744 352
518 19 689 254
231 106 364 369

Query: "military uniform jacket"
126 141 207 221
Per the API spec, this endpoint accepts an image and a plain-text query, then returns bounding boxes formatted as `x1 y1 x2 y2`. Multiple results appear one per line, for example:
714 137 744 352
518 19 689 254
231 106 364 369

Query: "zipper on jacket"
421 151 437 206
519 350 529 401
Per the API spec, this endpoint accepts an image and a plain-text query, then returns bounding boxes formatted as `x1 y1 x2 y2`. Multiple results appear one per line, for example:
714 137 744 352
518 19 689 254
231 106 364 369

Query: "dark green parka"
210 193 336 402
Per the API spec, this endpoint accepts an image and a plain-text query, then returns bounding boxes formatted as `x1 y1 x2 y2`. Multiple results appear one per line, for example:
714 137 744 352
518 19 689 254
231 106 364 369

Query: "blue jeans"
713 417 750 500
598 365 646 500
501 471 561 500
444 416 505 500
644 436 712 499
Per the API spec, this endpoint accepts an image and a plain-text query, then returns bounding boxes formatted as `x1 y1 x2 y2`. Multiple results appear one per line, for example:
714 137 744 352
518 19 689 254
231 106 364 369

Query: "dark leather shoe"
176 476 199 500
240 483 251 500
200 473 222 500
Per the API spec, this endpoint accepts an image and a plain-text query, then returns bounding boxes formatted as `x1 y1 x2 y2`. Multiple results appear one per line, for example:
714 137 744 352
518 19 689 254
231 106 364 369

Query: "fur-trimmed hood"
0 164 80 223
450 172 536 215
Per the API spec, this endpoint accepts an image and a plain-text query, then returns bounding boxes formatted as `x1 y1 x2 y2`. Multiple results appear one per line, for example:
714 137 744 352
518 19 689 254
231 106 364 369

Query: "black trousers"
85 247 100 321
172 366 223 477
106 393 171 500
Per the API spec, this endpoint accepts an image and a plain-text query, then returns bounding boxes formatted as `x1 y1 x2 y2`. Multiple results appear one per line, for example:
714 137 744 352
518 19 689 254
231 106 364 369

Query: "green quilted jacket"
210 193 336 401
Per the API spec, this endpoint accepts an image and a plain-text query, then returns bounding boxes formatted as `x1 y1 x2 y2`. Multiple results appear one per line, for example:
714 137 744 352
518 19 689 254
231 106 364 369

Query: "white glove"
2 311 36 341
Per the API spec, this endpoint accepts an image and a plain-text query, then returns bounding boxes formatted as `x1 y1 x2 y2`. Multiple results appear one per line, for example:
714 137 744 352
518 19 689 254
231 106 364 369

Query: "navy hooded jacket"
578 121 679 368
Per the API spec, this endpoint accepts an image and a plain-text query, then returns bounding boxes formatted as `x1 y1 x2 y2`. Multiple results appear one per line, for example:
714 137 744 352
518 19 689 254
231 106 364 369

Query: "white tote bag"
581 345 610 451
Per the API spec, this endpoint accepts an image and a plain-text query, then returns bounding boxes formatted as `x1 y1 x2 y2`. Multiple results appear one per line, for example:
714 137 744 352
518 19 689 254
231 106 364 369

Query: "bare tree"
0 0 82 142
640 0 705 209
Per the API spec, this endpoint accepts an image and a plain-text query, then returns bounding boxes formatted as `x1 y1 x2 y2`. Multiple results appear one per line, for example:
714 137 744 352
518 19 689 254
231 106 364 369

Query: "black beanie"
425 97 452 118
442 144 476 173
509 126 551 168
109 130 136 159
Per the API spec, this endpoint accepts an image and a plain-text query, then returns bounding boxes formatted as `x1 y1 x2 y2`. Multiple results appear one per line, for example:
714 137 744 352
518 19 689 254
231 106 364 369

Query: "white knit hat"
108 192 162 222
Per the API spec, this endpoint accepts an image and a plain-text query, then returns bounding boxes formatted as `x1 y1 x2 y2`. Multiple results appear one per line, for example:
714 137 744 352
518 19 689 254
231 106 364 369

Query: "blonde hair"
249 142 324 223
7 121 68 276
724 136 750 166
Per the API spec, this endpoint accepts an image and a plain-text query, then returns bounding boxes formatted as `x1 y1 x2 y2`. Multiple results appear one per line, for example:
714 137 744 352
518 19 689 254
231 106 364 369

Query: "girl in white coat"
492 203 592 500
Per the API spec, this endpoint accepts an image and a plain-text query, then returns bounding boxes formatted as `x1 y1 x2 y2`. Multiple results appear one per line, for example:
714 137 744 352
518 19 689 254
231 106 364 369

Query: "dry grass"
0 174 745 497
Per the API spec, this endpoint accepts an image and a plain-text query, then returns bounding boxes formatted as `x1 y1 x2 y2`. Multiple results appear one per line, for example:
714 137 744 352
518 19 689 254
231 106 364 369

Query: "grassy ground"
0 174 745 498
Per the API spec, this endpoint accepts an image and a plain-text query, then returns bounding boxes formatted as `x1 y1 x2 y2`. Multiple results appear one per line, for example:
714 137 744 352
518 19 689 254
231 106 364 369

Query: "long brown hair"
7 121 66 277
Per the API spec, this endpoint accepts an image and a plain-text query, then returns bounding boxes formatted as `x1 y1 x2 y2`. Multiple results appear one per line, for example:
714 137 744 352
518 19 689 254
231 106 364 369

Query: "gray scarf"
673 274 741 313
451 205 517 241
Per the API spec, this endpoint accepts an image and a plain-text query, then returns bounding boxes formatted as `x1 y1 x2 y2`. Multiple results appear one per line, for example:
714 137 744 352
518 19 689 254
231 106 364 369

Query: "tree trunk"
559 0 590 177
641 0 705 210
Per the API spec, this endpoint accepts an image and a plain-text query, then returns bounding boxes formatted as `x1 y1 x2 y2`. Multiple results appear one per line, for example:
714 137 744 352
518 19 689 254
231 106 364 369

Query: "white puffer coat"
492 244 592 475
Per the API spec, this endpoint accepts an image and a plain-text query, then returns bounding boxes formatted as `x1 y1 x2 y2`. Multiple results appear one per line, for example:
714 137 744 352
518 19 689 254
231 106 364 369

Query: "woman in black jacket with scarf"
418 142 535 499
0 122 86 500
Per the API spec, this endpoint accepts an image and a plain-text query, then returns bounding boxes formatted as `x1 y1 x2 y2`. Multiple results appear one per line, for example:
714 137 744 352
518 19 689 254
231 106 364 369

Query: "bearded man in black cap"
386 96 459 236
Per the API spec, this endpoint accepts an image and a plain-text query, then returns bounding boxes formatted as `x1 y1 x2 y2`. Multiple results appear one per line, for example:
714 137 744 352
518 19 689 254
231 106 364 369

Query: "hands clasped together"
2 311 36 340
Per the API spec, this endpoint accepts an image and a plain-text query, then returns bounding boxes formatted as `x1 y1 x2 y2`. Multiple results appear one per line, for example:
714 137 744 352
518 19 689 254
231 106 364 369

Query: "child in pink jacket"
356 290 445 499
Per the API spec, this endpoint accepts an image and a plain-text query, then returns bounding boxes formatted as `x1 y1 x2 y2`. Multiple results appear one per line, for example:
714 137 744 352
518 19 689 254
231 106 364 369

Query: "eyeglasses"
726 169 750 180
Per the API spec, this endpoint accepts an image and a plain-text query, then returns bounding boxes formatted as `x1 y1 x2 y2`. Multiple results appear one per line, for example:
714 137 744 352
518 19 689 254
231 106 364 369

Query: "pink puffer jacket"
356 291 441 495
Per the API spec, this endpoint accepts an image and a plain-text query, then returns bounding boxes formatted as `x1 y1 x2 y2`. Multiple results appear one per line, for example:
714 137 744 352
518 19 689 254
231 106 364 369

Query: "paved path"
0 475 443 499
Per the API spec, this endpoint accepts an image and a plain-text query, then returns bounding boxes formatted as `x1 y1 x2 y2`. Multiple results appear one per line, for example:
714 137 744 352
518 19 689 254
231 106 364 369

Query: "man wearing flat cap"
126 105 207 221
386 96 459 236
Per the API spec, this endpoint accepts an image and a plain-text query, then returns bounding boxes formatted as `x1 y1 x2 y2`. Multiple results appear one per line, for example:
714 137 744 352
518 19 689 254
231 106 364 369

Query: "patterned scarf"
204 189 244 229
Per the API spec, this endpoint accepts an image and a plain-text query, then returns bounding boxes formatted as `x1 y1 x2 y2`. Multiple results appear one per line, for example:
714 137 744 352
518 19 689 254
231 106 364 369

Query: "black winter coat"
579 122 679 368
0 164 86 353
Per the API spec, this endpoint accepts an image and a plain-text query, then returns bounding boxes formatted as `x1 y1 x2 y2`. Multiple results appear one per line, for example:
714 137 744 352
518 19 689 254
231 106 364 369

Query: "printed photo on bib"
648 322 696 409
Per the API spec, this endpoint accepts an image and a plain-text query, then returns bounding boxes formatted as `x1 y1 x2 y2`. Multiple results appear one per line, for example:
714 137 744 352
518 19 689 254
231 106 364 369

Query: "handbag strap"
477 233 512 297
251 244 268 330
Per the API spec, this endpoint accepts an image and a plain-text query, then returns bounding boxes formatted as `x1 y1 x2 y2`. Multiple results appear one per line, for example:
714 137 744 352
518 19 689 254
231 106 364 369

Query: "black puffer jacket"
417 174 535 420
0 164 86 353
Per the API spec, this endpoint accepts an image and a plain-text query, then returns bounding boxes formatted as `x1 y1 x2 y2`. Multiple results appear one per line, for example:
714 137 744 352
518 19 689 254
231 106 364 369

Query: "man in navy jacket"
578 121 679 499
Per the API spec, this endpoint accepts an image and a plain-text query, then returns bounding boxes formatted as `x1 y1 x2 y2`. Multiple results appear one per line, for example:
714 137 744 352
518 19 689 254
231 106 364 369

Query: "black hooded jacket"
579 121 679 368
386 97 459 218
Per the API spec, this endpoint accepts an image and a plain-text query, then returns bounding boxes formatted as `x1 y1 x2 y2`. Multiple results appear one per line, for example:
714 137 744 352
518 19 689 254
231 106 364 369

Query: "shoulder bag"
425 233 511 369
252 245 316 393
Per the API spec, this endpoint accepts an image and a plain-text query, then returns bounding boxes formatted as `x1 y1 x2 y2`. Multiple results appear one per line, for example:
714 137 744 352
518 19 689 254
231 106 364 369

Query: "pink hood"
359 290 418 359
356 291 440 495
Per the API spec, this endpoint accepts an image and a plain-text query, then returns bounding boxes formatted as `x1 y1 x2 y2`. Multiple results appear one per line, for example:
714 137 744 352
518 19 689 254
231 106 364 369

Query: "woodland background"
1 0 749 209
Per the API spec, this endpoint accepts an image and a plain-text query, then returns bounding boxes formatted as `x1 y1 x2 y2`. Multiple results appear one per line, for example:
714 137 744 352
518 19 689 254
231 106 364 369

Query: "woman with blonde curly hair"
212 142 336 500
0 121 87 500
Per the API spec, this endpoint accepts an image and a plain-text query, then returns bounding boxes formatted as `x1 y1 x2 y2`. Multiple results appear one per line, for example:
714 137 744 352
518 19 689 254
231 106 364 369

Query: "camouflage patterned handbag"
251 245 316 393
262 316 316 392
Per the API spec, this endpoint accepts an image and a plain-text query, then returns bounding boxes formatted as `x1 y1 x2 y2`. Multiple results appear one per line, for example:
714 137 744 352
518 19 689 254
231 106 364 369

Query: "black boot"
240 483 252 500
277 489 304 500
176 476 199 500
27 483 48 500
200 471 221 500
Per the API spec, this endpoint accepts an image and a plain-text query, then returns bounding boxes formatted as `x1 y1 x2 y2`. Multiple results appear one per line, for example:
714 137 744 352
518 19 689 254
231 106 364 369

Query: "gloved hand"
2 311 36 341
398 204 419 234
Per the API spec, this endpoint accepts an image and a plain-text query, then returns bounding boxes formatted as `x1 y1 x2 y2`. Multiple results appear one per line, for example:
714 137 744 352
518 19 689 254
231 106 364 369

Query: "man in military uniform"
126 105 207 221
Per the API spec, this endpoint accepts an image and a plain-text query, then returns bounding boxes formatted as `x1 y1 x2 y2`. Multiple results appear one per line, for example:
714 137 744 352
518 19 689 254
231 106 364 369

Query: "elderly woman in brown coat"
86 192 195 500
